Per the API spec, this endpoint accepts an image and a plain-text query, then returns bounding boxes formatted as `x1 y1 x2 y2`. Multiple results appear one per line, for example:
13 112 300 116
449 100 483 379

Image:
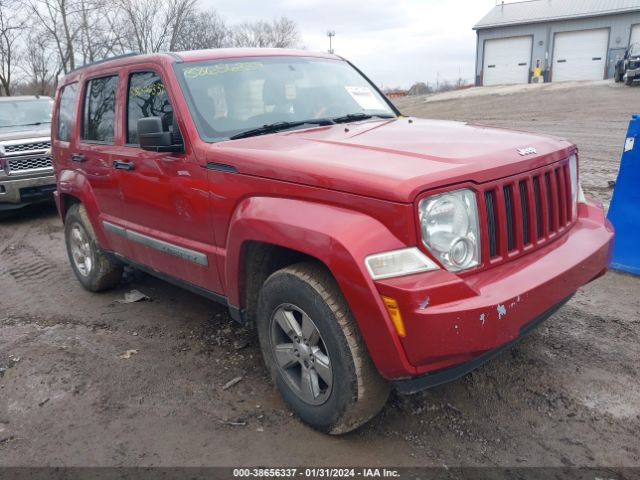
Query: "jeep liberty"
51 49 614 434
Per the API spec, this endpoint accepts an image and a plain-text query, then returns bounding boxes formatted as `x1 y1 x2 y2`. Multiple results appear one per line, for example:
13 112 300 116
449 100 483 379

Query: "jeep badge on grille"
517 147 537 156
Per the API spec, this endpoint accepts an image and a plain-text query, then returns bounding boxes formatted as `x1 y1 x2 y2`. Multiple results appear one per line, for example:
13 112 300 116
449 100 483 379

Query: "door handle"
113 160 135 171
71 153 86 162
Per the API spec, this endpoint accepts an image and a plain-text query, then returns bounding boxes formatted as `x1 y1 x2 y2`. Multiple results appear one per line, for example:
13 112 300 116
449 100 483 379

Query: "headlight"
365 247 439 280
419 189 480 272
578 183 586 203
568 154 579 216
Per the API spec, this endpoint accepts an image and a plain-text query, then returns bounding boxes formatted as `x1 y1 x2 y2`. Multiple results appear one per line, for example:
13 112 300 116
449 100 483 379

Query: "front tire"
64 204 122 291
256 262 390 434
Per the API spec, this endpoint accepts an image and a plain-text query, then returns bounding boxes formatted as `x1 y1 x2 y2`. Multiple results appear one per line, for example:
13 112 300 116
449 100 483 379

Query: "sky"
204 0 500 89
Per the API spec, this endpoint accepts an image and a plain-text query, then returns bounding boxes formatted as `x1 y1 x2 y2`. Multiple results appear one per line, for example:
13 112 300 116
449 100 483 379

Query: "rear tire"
64 204 122 291
256 262 390 434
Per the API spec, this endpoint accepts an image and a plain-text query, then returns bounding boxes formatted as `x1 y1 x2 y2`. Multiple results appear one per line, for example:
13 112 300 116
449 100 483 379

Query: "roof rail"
67 52 141 74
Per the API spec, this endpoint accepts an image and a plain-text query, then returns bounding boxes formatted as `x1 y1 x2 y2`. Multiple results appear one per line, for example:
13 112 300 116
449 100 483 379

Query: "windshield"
175 56 396 141
0 99 53 128
630 43 640 56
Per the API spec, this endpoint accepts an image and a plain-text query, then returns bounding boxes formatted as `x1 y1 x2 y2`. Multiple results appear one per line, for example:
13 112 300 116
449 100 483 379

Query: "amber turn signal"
382 296 406 338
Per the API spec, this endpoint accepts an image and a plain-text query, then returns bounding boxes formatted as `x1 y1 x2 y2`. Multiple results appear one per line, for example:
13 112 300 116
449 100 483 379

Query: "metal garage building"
474 0 640 86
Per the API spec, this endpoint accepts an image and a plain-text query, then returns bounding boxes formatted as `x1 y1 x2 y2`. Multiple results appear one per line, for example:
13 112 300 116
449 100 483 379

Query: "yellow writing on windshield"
183 62 262 79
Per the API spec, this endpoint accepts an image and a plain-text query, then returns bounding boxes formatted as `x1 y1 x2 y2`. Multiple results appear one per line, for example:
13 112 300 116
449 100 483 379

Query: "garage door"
552 29 609 82
483 36 532 86
631 24 640 46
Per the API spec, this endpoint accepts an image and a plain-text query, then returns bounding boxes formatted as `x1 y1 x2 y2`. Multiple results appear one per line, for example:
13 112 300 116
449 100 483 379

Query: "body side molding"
103 221 209 266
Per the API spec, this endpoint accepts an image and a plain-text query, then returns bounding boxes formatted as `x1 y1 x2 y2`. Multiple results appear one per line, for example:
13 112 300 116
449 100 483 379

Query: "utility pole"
327 30 336 54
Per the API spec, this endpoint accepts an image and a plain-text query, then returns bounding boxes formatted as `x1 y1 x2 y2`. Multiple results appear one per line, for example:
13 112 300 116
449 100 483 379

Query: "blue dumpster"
607 114 640 275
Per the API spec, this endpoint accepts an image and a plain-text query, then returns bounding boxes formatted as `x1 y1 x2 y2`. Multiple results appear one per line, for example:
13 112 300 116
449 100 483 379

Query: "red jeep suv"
51 49 613 434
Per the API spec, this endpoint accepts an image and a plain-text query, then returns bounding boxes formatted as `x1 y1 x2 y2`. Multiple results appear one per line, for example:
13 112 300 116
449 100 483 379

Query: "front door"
109 68 223 295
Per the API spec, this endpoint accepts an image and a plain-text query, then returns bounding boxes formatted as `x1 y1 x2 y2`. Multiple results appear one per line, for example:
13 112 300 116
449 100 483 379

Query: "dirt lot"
1 81 639 468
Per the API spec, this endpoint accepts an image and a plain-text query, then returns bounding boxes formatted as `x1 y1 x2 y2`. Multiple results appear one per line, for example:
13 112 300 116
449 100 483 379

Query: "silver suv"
0 96 55 211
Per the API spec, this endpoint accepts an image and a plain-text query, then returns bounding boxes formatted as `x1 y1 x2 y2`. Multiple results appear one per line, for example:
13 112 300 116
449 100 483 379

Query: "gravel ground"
1 81 639 468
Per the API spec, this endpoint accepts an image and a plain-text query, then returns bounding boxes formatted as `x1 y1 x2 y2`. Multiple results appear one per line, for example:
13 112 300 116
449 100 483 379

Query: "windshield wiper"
229 119 334 140
331 113 395 124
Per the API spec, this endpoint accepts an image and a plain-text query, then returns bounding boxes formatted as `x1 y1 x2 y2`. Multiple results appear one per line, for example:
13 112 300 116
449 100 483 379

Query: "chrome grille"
4 141 51 154
7 156 53 173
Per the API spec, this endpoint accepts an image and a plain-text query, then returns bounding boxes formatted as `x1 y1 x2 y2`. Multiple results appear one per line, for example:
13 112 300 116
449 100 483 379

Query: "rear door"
75 74 131 254
108 66 223 294
552 29 609 82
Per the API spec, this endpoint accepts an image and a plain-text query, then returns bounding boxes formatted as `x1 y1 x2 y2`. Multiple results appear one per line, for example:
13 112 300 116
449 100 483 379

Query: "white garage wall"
631 24 640 46
483 36 533 86
552 29 609 82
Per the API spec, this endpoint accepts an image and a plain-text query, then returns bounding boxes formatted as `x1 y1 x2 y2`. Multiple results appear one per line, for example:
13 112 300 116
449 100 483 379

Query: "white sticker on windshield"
344 86 385 111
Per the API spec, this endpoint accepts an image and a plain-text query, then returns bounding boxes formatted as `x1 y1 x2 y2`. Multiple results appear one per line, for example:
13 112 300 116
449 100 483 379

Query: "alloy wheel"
270 303 333 406
69 223 93 277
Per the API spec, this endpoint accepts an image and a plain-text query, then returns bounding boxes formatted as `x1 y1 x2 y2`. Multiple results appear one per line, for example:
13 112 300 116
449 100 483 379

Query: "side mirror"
137 117 184 153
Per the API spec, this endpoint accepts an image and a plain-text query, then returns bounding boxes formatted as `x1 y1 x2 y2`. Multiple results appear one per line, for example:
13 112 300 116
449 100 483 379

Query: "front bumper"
373 201 613 382
392 295 572 393
626 67 639 79
0 174 57 210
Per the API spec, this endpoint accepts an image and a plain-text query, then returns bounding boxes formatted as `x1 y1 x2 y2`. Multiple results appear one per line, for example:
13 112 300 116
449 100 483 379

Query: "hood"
0 125 51 142
211 118 575 203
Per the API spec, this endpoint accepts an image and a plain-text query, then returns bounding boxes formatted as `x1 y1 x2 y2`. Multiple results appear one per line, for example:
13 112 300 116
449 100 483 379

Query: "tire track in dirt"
0 208 80 318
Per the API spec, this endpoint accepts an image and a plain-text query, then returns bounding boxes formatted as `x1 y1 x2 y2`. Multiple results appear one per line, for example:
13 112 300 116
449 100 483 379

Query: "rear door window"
56 83 78 142
82 75 118 143
127 71 175 145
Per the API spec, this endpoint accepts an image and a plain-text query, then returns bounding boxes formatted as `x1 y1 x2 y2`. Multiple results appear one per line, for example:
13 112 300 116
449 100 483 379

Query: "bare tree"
407 82 432 96
172 9 229 51
167 0 199 51
23 28 59 94
0 0 24 95
23 0 80 73
232 20 269 48
114 0 198 53
7 0 303 96
268 17 299 48
455 77 469 89
74 0 125 65
232 16 300 48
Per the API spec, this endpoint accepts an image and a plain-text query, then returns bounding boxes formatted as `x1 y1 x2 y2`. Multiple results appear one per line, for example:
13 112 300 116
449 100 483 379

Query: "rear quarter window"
56 83 78 142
